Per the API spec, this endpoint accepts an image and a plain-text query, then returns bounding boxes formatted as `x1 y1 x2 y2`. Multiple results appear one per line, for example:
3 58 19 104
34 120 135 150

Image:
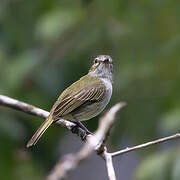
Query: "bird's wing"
52 85 105 118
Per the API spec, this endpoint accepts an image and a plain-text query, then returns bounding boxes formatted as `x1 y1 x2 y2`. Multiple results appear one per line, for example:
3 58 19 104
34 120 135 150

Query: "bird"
27 55 113 148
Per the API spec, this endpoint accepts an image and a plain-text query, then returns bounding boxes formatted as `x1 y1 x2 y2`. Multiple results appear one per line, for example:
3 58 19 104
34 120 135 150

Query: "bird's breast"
100 77 113 104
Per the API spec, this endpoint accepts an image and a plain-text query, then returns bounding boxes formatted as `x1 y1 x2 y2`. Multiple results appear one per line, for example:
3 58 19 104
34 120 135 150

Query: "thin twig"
111 133 180 157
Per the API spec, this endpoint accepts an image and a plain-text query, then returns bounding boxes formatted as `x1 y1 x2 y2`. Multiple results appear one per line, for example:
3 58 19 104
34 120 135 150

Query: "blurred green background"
0 0 180 179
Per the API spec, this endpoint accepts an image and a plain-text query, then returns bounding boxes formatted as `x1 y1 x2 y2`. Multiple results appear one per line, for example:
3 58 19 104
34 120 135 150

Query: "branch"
104 147 116 180
110 133 180 157
47 103 125 180
0 95 49 119
0 94 124 180
0 95 88 139
0 95 180 180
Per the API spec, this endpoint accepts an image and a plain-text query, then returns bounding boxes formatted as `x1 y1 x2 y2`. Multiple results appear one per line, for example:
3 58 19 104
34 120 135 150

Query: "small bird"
27 55 113 148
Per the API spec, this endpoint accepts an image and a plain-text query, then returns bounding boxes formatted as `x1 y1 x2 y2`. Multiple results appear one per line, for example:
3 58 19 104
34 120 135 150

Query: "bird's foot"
71 123 93 141
71 124 79 135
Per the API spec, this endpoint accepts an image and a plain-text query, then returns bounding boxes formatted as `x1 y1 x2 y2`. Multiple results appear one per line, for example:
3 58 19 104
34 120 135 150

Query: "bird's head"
89 55 113 80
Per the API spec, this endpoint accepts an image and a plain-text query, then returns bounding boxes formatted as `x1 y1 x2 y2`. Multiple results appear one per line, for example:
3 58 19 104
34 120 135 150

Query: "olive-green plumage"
52 75 105 121
27 55 113 148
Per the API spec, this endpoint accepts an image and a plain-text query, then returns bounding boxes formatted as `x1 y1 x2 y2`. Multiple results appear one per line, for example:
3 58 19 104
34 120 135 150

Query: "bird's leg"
75 120 92 135
71 119 92 140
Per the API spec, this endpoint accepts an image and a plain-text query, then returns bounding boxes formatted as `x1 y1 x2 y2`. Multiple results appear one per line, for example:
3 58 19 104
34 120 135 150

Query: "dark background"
0 0 180 179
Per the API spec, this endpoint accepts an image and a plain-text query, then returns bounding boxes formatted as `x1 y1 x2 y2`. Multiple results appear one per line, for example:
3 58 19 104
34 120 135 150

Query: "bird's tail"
27 115 53 148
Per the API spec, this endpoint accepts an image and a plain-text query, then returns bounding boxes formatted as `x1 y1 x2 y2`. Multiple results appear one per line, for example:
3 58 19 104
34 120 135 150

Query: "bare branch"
47 103 125 180
1 94 180 180
0 95 90 140
0 94 124 180
0 95 49 119
95 102 126 148
104 147 116 180
111 133 180 157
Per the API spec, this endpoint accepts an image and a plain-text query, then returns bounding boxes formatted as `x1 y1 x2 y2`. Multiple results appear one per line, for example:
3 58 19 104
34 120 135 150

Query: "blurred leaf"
36 8 85 42
4 50 40 92
136 148 180 180
0 0 180 179
0 113 26 141
160 106 180 134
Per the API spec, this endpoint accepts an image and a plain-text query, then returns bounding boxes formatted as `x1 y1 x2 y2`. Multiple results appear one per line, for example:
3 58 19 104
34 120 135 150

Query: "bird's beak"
103 61 110 67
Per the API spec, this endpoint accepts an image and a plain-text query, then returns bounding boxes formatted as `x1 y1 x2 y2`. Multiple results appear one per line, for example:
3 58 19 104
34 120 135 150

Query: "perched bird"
27 55 113 148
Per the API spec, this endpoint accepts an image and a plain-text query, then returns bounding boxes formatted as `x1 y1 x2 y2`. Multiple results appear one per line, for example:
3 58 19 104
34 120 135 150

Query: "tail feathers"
27 116 53 148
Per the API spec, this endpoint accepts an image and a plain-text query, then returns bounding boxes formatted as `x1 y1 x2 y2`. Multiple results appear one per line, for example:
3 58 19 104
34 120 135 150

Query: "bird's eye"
94 59 98 64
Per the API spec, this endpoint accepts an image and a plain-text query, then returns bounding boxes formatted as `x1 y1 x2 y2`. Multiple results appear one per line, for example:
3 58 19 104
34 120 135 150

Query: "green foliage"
0 0 179 179
136 148 180 180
